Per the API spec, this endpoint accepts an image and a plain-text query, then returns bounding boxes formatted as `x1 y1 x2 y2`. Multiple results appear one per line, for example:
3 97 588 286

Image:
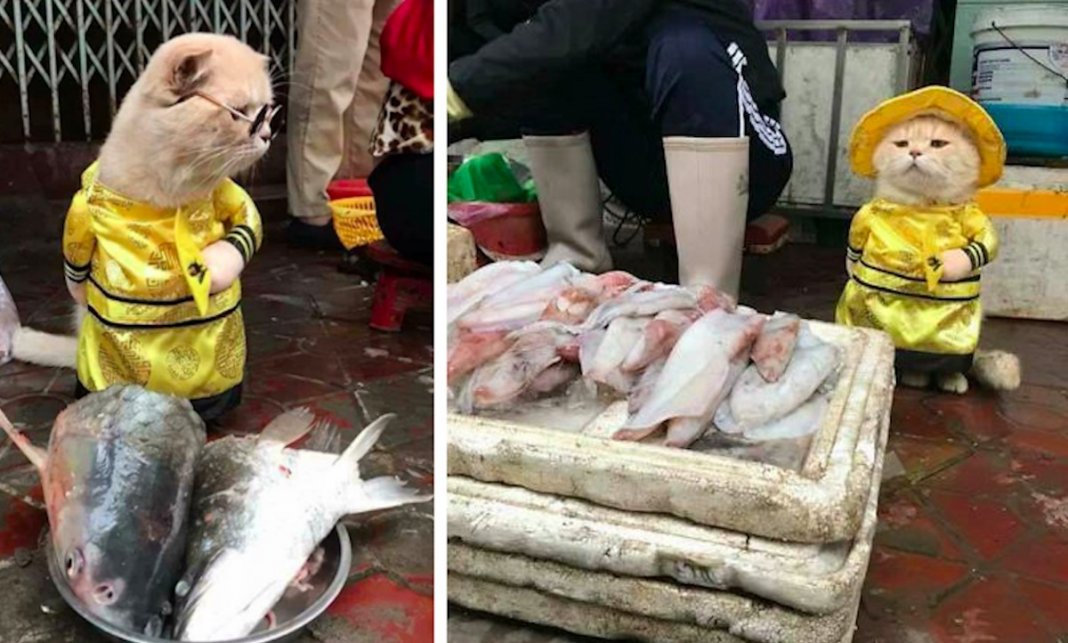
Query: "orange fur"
873 115 980 206
97 33 274 207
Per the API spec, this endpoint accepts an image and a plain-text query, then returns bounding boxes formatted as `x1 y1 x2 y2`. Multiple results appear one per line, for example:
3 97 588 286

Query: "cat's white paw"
898 371 931 389
936 372 969 395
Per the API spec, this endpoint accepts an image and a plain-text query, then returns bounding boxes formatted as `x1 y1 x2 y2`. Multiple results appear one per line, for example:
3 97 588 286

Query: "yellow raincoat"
62 162 262 412
835 86 1006 371
835 199 997 357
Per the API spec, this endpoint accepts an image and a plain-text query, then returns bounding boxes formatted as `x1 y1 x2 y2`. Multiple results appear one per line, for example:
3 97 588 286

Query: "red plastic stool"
365 240 433 332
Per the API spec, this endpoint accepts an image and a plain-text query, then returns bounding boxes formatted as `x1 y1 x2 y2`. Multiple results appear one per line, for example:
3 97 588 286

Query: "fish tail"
346 476 432 514
0 405 47 472
333 414 431 514
335 413 395 468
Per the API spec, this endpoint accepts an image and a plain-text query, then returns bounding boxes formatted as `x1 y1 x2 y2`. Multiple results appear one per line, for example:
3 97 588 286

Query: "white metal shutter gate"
0 0 297 143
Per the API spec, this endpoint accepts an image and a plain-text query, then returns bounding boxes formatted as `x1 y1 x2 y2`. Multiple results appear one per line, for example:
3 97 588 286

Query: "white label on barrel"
1052 44 1068 69
972 44 1068 106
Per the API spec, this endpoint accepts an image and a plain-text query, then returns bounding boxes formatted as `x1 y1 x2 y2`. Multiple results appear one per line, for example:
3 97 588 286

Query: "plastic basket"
330 195 382 250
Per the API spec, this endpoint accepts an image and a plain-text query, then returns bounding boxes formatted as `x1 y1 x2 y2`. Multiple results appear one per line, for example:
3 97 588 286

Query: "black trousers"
368 152 433 266
451 6 793 221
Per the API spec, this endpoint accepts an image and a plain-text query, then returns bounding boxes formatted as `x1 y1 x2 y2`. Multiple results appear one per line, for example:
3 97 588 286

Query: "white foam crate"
445 398 887 641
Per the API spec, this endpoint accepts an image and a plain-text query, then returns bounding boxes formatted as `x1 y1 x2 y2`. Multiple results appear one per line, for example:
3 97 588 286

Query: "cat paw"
898 371 931 389
936 372 969 395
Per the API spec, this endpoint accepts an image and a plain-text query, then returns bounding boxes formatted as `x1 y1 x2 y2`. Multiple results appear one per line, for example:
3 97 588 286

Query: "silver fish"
174 410 430 641
457 263 579 332
729 342 839 429
615 310 764 442
750 312 801 383
0 385 205 636
447 260 541 325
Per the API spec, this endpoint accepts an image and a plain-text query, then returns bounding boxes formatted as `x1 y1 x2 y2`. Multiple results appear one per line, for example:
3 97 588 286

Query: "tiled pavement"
449 242 1068 643
0 206 434 643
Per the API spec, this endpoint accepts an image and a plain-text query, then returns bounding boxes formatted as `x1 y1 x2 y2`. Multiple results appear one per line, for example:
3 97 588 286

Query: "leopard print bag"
371 82 433 157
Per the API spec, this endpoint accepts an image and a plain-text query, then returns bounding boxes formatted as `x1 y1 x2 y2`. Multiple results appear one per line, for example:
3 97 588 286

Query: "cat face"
872 115 980 205
134 33 275 182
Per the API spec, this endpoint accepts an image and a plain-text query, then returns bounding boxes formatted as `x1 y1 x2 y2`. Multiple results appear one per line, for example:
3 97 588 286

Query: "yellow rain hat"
849 85 1006 188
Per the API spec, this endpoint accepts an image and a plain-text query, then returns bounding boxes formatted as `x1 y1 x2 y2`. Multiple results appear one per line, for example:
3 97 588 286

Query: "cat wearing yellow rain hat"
836 86 1020 394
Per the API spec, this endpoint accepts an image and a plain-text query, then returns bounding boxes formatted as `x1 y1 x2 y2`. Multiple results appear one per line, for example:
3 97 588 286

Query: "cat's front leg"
201 241 246 294
65 277 87 305
938 249 972 282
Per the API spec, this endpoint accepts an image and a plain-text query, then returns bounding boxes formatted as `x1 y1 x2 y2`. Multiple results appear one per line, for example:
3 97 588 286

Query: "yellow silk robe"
835 198 997 358
63 162 262 404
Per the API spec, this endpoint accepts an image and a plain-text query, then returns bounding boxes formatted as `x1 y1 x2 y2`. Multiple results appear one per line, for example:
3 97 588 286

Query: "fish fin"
0 405 46 472
302 421 342 454
346 476 432 514
258 407 317 446
333 414 395 472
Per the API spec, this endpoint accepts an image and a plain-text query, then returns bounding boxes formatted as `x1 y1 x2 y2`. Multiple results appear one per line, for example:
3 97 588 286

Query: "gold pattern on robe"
835 198 997 356
214 313 246 381
63 162 263 401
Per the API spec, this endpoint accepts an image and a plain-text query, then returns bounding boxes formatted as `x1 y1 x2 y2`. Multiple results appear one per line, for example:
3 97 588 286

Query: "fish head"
47 400 199 637
52 498 179 636
174 549 281 642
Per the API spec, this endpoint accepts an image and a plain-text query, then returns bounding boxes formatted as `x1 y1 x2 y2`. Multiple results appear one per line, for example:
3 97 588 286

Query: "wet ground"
0 202 433 643
449 237 1068 643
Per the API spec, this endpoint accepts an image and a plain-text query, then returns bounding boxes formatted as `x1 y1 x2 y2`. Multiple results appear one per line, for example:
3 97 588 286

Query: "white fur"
936 372 969 394
971 349 1021 391
898 371 931 390
10 306 84 369
12 327 77 369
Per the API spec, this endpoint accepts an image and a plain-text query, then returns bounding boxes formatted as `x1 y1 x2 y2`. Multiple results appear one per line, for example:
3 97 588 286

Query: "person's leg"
339 0 400 180
286 0 375 248
645 9 793 294
368 153 433 266
453 71 667 273
647 9 793 219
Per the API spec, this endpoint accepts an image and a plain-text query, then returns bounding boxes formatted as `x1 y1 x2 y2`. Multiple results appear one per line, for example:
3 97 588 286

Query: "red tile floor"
0 207 433 643
449 242 1068 643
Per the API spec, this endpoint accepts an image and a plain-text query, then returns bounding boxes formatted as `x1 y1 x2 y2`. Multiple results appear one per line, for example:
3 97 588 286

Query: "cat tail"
970 349 1021 392
10 306 83 369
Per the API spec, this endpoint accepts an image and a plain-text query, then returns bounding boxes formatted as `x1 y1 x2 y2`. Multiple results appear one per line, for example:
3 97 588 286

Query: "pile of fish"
449 262 841 447
0 385 430 642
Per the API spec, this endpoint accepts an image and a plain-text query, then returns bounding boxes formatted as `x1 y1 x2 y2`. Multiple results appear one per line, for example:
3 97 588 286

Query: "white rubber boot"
663 136 750 298
523 132 613 273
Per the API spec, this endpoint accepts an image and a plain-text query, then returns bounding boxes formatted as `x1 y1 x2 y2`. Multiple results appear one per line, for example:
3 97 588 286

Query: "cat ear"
170 47 213 95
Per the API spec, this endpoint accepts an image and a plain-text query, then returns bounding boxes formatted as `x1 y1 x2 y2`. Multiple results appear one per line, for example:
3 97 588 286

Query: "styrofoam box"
448 322 895 543
446 402 888 642
449 570 860 643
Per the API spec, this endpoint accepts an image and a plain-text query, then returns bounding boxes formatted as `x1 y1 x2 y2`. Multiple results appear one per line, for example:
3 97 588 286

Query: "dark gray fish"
0 385 206 636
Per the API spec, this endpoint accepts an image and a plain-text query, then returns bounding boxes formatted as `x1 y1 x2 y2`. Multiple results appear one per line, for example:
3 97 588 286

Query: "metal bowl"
46 524 352 643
